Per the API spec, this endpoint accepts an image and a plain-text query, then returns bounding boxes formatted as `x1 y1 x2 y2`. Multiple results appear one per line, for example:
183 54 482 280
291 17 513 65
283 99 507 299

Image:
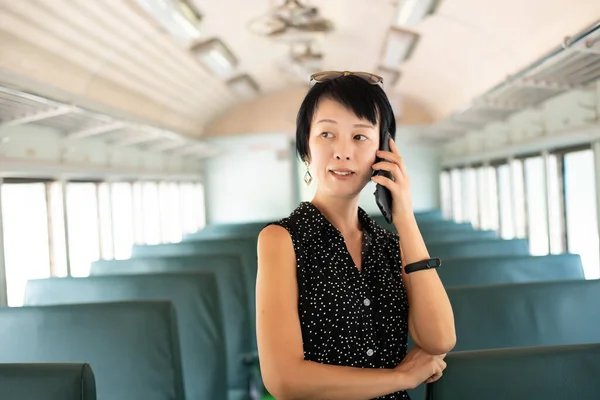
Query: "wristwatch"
405 258 441 274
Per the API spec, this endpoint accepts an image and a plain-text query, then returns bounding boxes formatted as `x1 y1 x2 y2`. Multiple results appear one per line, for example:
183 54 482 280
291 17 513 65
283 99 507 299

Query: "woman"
255 71 456 400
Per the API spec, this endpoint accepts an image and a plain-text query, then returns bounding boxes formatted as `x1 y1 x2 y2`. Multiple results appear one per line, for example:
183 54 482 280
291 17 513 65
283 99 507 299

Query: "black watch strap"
405 258 441 274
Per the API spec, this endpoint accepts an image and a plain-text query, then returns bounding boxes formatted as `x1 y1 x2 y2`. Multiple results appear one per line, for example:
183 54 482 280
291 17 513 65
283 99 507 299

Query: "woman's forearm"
394 211 456 355
269 359 409 400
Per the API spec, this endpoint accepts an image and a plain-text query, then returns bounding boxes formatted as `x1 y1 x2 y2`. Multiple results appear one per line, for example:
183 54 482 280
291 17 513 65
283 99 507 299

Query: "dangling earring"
303 160 313 186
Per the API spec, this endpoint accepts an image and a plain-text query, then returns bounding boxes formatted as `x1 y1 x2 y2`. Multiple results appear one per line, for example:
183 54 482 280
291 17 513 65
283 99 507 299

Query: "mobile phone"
373 131 394 224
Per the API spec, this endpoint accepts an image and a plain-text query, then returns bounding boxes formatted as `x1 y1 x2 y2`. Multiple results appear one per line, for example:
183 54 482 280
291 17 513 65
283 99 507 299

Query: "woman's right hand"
394 346 447 390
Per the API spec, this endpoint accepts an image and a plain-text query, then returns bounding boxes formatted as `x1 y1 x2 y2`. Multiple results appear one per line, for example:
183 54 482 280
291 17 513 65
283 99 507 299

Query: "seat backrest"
438 254 585 286
448 279 600 351
428 238 530 258
25 273 227 400
131 238 258 327
427 343 600 400
423 229 498 243
371 217 473 234
90 256 252 398
184 222 267 240
0 301 184 400
0 363 96 400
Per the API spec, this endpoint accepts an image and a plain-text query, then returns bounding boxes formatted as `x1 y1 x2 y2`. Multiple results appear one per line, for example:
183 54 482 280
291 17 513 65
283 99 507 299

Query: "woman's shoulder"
258 202 308 247
262 202 316 235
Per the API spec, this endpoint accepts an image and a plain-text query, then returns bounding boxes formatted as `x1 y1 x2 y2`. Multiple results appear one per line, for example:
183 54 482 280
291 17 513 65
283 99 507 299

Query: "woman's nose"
334 142 351 160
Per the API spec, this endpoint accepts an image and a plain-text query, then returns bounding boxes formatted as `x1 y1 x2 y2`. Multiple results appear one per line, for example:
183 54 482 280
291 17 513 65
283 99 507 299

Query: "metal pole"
542 150 552 254
45 182 58 276
95 183 104 259
61 180 72 276
157 181 166 243
508 157 519 238
592 140 600 277
0 177 8 306
131 181 140 244
107 182 115 259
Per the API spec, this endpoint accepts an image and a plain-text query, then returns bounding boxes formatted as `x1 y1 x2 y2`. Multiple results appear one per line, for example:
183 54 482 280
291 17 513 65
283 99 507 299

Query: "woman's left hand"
371 136 413 223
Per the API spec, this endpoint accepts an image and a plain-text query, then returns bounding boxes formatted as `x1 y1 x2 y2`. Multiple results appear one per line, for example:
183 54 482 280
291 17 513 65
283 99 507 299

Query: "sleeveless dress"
267 201 410 399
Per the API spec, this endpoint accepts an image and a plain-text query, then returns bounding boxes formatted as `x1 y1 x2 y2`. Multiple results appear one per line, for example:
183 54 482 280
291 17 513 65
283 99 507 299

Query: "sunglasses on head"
309 71 384 86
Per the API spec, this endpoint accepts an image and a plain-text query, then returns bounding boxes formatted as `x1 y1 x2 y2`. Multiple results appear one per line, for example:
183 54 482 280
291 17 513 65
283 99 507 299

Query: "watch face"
427 258 440 267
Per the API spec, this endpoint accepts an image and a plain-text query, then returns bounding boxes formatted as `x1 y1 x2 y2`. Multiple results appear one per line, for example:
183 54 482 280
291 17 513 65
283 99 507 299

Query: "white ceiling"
0 0 599 142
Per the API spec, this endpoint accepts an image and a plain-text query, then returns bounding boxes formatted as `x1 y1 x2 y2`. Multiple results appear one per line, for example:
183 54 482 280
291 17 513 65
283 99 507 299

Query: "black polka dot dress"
267 201 410 399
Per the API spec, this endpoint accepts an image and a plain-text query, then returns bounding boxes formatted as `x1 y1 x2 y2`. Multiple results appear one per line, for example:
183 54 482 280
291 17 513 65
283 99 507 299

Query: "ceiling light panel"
227 75 260 101
190 38 239 80
135 0 203 42
380 27 420 69
395 0 442 27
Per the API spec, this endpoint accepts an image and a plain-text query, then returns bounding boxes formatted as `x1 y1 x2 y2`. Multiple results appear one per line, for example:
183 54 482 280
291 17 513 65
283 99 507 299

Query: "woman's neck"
310 194 362 236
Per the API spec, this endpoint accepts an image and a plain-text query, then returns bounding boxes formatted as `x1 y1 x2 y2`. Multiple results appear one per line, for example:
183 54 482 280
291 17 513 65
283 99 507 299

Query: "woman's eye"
320 132 332 138
354 134 367 141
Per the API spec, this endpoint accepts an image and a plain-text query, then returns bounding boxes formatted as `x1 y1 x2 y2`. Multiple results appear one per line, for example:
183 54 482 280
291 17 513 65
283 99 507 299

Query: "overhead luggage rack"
0 84 216 159
428 20 600 140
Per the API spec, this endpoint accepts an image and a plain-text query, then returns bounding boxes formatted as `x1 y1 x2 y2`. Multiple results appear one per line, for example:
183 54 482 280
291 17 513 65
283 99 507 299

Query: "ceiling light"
380 26 420 69
395 0 442 27
190 38 238 80
134 0 203 42
290 41 323 73
227 74 260 100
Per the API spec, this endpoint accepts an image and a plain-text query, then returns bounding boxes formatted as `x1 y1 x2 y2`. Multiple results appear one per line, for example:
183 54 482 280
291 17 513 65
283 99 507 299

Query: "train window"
180 183 198 234
1 183 51 306
463 168 479 228
563 149 599 279
450 168 463 222
547 154 565 254
46 182 68 277
524 156 549 255
195 183 206 229
511 159 527 238
498 164 515 239
439 171 452 219
111 183 135 259
159 182 183 243
66 183 100 277
97 183 114 260
132 182 146 244
478 165 499 231
476 166 487 229
141 182 162 245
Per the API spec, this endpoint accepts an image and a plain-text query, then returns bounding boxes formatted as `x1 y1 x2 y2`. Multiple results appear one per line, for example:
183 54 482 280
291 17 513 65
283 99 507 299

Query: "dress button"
367 349 374 356
363 298 371 306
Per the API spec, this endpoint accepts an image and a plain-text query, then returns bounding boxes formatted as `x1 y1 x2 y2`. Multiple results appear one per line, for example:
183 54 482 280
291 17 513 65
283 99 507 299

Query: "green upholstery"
132 238 258 334
438 254 585 286
427 343 600 400
24 273 227 400
428 238 529 258
370 210 444 225
184 222 266 241
408 277 600 400
0 301 184 400
448 279 600 351
424 229 498 243
0 363 96 400
411 209 443 221
186 210 443 241
371 217 474 235
89 256 253 400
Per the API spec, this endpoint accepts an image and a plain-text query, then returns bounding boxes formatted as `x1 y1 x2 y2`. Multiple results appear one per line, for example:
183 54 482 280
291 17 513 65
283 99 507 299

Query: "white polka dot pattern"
268 201 410 399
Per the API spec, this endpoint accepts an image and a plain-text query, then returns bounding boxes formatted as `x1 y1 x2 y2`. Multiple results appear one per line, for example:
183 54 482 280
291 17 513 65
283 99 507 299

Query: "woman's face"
307 97 380 198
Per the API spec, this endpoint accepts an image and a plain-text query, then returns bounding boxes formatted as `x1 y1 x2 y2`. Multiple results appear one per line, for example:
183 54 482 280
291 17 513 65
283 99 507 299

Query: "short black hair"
295 74 396 162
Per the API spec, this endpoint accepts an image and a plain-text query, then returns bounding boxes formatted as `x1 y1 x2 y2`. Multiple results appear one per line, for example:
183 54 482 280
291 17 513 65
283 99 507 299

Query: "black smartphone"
373 131 394 224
